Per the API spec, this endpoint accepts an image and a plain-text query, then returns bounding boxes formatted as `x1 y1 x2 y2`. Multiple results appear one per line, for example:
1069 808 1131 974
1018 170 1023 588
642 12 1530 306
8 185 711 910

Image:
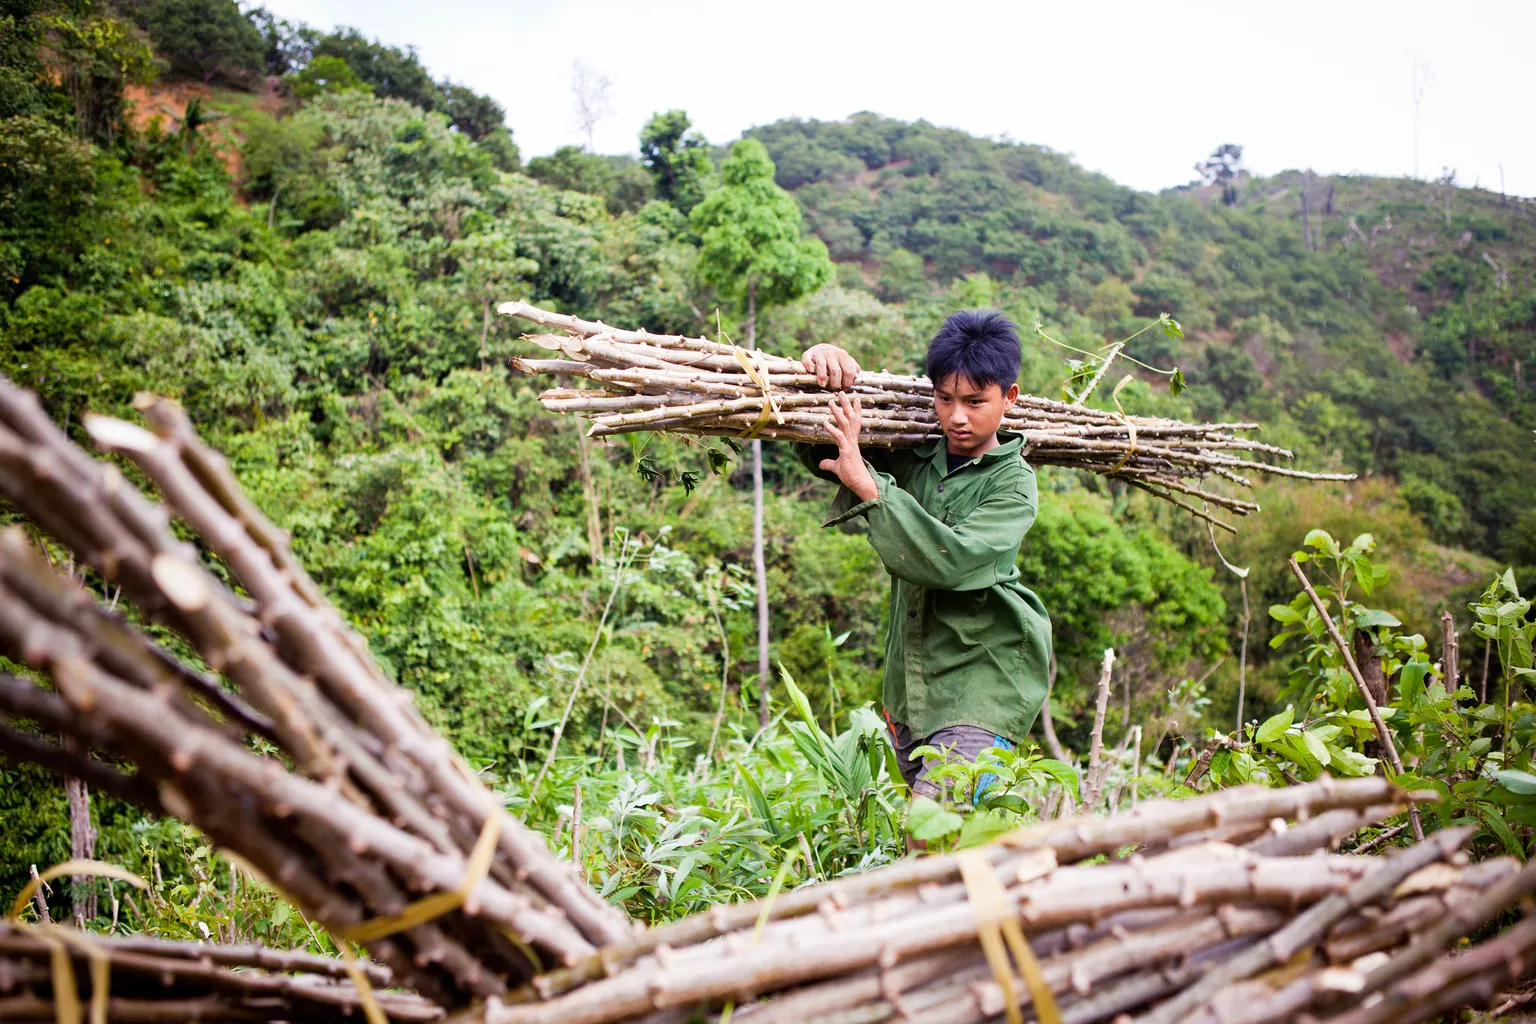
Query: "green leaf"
1355 609 1402 629
957 809 1015 849
1303 529 1337 554
734 763 778 835
1168 367 1186 396
1269 734 1323 775
1495 770 1536 795
1032 758 1081 800
1302 729 1331 767
1475 804 1526 859
1269 604 1304 624
1396 661 1430 705
906 796 964 842
1327 747 1378 777
1160 315 1184 339
1256 706 1294 743
883 743 908 797
778 663 819 730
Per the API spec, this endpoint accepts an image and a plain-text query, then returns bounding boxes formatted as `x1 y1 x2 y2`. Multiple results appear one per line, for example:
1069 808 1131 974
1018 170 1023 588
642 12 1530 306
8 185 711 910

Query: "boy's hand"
819 393 879 502
802 344 861 390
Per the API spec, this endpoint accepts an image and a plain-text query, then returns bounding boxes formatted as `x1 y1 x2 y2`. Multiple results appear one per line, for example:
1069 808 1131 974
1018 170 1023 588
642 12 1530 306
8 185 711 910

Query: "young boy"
797 311 1052 803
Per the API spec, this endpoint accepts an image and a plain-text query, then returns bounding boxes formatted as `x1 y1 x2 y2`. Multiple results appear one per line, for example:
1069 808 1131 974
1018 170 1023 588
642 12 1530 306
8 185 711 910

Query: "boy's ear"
1004 383 1019 408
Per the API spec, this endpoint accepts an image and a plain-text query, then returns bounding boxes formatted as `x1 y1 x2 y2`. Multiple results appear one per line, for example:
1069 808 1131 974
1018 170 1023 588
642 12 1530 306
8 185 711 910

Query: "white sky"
257 0 1536 196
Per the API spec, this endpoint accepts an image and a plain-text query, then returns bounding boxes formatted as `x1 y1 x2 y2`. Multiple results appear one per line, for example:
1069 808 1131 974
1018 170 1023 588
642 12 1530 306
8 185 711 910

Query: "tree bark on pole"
575 415 603 568
1287 557 1423 841
63 737 96 925
747 278 770 727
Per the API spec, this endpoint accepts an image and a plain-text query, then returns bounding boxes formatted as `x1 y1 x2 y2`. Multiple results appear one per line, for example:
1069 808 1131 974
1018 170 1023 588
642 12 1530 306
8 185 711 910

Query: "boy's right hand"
801 344 861 390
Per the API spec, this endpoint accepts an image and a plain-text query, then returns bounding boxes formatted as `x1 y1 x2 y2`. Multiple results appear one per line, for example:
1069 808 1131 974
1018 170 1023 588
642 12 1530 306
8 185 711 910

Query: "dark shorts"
887 718 1014 802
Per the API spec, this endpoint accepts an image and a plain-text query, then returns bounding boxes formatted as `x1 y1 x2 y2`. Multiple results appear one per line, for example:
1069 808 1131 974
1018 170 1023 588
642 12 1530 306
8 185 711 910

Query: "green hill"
743 114 1535 565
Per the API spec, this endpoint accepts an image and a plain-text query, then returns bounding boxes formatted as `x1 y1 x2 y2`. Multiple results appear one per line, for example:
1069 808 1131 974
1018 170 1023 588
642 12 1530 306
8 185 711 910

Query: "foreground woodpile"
0 377 632 1010
497 302 1353 529
481 783 1535 1024
0 923 443 1022
0 376 1533 1024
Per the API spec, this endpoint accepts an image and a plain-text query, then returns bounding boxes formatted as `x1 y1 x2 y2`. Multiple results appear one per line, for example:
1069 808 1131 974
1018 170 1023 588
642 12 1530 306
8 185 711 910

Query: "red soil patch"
123 77 284 183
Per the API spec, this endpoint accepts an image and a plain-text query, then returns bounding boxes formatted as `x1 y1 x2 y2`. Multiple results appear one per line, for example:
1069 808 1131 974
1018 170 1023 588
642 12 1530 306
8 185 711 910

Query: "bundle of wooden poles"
0 923 443 1022
0 375 634 1011
0 375 1533 1024
497 302 1353 530
479 781 1536 1024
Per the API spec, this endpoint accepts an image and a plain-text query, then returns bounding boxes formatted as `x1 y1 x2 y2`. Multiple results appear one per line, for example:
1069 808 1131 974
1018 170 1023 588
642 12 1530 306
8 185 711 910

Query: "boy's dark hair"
925 310 1022 392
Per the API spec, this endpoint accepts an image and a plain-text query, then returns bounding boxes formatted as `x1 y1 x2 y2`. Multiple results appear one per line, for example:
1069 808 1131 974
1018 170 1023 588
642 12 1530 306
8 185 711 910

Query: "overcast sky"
257 0 1535 197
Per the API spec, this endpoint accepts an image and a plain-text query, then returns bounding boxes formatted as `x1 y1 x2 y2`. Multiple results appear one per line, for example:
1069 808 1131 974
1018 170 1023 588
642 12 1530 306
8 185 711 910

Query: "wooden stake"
1083 649 1114 807
1288 557 1423 841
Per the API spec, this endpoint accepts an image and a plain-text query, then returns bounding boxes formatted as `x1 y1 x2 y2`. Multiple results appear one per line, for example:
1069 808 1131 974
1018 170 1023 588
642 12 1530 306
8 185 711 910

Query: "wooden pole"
748 278 770 728
1082 649 1114 807
1441 611 1458 693
1287 557 1423 841
1237 578 1250 734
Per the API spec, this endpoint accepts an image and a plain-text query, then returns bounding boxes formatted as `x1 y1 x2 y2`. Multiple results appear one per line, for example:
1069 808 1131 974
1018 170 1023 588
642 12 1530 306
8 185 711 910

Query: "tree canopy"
691 138 834 310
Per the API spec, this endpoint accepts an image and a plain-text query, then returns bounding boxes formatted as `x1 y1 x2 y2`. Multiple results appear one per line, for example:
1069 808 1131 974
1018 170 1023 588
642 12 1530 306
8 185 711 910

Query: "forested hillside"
2 0 1533 904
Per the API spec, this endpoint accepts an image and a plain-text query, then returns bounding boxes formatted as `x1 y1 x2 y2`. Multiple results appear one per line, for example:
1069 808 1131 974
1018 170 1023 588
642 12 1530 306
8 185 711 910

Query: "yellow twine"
731 348 783 438
337 808 502 944
957 850 1061 1024
1107 373 1138 475
210 800 504 1024
340 943 390 1024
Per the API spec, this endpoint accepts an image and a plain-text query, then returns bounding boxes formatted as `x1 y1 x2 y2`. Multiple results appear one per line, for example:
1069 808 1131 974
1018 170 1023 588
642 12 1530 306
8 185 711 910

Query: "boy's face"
933 374 1019 457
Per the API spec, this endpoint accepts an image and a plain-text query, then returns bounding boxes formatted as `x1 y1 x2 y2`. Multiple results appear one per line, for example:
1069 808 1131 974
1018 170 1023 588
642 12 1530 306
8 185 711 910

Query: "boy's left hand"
819 393 879 502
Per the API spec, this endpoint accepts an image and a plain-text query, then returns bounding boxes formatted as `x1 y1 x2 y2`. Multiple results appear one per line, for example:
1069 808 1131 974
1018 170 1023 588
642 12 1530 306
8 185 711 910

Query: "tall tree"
1195 143 1244 206
143 0 264 85
690 138 833 726
639 109 713 213
312 28 440 111
570 61 612 153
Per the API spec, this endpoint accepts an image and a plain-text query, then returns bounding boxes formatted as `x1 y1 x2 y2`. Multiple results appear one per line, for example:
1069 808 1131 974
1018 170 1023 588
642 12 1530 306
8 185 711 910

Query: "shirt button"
937 484 944 492
908 609 917 618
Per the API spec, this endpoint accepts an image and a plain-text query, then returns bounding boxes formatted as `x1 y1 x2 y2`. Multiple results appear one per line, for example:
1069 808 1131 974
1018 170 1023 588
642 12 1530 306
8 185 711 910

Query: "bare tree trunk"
747 279 770 728
575 417 604 568
65 739 96 924
1039 652 1067 762
1441 611 1459 693
1300 177 1313 252
1236 578 1250 735
1353 628 1390 765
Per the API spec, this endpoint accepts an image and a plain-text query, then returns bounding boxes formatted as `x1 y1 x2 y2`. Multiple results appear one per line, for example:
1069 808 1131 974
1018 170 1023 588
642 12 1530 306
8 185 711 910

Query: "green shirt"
796 431 1052 742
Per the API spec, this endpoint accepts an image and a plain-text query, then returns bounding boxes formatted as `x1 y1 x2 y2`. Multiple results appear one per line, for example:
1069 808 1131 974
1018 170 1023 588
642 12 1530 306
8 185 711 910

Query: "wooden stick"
1082 649 1115 807
1287 557 1424 841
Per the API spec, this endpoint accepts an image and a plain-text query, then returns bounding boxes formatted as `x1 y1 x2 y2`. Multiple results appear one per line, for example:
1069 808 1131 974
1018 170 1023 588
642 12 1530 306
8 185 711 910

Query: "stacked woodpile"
482 786 1535 1024
0 375 1532 1024
0 923 442 1022
497 302 1354 530
0 378 633 1011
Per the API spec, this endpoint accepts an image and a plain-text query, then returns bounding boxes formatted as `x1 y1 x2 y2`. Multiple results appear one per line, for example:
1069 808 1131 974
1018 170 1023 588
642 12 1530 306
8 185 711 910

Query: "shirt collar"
916 430 1024 466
